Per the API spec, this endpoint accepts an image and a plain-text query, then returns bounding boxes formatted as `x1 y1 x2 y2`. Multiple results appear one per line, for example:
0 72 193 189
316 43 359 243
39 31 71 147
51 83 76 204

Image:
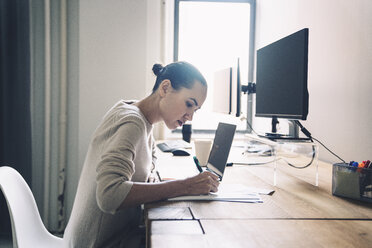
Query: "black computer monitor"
256 28 309 134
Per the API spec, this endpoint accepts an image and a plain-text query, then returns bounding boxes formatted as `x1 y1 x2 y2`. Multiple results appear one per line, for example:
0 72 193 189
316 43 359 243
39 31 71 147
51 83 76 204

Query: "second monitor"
213 58 243 118
255 28 309 137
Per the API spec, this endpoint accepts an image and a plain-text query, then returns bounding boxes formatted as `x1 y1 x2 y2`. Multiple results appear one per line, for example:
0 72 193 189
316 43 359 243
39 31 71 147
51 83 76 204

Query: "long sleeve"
151 135 157 173
96 120 144 214
64 100 153 247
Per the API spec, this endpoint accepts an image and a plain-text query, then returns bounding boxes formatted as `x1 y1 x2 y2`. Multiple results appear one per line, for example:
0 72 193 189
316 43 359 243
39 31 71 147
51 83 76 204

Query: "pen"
193 156 203 173
351 161 359 172
364 160 370 168
357 162 365 173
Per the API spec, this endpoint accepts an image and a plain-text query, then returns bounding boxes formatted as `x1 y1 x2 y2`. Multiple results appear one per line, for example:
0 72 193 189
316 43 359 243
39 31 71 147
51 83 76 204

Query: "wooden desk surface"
145 147 372 248
150 219 372 248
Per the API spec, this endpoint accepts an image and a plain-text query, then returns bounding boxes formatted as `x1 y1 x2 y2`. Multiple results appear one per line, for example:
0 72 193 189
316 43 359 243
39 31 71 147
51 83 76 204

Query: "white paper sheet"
167 183 270 203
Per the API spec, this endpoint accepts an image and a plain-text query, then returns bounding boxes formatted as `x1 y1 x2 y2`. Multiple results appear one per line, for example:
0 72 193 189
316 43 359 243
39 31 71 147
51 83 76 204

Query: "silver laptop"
157 122 236 181
201 122 237 180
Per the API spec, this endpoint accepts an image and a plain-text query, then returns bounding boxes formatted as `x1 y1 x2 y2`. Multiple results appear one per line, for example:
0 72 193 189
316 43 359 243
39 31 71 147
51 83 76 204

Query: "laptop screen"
206 122 237 179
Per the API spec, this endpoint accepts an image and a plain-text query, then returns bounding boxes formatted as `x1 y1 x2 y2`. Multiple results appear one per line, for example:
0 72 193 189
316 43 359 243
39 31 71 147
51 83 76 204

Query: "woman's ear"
159 80 172 97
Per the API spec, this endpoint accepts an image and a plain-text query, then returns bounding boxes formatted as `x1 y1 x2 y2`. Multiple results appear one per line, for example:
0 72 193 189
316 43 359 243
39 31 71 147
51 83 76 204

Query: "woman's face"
159 80 207 130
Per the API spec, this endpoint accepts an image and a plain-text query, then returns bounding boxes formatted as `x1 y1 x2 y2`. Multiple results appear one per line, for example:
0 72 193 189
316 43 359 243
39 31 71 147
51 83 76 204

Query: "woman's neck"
134 94 161 125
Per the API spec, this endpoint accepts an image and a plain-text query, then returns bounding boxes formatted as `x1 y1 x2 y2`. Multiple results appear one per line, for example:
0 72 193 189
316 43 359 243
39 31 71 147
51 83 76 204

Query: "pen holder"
332 163 372 202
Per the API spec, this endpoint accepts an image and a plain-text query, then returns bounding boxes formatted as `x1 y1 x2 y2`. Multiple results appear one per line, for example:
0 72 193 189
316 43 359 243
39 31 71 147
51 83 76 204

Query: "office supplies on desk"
365 160 371 168
244 143 272 154
167 183 263 203
332 163 372 202
171 148 190 156
193 156 203 173
364 160 370 167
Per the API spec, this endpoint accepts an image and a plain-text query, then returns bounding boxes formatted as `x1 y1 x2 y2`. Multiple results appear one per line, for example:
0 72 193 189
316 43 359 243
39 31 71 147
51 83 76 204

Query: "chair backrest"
0 166 63 248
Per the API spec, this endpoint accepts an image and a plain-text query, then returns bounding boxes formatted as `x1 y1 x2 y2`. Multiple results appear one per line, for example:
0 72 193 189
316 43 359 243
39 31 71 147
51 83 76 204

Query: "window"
174 0 256 132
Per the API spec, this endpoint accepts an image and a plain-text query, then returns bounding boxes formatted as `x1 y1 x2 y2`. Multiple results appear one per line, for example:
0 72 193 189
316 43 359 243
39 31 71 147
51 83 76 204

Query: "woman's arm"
118 171 219 209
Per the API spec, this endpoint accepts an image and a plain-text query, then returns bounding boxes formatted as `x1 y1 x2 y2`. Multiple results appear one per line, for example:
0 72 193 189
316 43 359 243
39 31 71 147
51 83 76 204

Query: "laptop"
157 122 236 181
200 122 237 181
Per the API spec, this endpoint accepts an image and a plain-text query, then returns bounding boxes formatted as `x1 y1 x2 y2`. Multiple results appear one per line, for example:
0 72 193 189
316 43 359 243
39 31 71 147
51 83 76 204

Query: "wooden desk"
145 148 372 248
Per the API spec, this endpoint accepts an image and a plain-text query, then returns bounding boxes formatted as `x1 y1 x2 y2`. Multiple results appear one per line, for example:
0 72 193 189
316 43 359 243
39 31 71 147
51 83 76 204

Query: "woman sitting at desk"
64 61 220 248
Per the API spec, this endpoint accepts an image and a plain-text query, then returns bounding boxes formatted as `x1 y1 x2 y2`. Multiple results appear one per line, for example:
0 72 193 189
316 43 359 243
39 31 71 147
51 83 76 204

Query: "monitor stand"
271 116 279 133
288 120 299 138
264 117 287 139
261 118 309 141
264 132 287 139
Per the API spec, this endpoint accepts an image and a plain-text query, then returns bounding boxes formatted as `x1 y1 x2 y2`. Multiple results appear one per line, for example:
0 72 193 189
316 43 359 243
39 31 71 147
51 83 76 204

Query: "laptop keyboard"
157 140 192 152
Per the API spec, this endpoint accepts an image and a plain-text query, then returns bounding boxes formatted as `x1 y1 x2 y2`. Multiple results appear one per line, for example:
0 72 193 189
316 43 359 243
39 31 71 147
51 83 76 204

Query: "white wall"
79 0 147 170
65 0 164 220
255 0 372 163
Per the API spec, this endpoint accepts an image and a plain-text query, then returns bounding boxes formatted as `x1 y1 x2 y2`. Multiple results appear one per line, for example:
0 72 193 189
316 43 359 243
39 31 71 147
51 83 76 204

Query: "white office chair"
0 166 64 248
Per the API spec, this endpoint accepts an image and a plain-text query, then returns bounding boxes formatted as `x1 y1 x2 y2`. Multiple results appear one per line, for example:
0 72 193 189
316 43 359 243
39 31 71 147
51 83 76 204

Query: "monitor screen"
256 28 309 120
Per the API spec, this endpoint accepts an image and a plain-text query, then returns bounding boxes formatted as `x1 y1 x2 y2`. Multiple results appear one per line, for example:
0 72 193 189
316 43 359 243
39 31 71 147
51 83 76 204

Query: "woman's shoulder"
107 100 147 128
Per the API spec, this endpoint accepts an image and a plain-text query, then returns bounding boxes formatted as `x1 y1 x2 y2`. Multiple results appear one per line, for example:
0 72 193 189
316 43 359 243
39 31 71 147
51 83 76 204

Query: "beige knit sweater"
64 100 155 248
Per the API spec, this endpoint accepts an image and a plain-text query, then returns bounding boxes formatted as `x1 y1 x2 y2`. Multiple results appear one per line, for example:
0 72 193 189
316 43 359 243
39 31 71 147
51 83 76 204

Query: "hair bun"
152 64 164 76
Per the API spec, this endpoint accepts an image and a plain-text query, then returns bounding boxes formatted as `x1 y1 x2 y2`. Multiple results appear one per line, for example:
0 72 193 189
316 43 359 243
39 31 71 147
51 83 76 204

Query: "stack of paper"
167 184 273 203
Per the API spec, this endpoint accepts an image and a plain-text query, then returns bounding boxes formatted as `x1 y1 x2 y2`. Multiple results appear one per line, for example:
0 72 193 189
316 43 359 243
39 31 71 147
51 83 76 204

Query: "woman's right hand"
183 171 220 195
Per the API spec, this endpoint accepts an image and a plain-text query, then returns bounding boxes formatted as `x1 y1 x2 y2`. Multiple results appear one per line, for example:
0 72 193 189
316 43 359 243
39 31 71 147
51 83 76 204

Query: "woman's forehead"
179 83 207 103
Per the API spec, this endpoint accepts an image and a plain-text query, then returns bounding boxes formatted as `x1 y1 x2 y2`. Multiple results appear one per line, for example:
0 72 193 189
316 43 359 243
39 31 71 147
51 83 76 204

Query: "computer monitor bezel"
255 28 309 121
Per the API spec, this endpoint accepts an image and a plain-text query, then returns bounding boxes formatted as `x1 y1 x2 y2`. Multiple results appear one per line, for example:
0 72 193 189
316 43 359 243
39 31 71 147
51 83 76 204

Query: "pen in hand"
193 156 203 173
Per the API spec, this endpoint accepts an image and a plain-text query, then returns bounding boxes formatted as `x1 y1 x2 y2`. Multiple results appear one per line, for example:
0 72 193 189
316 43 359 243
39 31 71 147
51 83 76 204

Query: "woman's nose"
185 112 193 121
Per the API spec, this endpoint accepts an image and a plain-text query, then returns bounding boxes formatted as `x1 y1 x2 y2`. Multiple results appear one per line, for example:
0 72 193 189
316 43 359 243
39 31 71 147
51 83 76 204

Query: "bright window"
174 0 255 131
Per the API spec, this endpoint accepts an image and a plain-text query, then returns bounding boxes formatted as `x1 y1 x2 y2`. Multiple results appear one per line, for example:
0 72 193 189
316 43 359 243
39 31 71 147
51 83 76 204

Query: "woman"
64 61 220 247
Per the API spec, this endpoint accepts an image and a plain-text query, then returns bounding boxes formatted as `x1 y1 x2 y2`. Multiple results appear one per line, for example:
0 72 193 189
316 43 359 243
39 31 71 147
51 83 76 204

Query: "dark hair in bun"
152 64 164 76
151 61 207 93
